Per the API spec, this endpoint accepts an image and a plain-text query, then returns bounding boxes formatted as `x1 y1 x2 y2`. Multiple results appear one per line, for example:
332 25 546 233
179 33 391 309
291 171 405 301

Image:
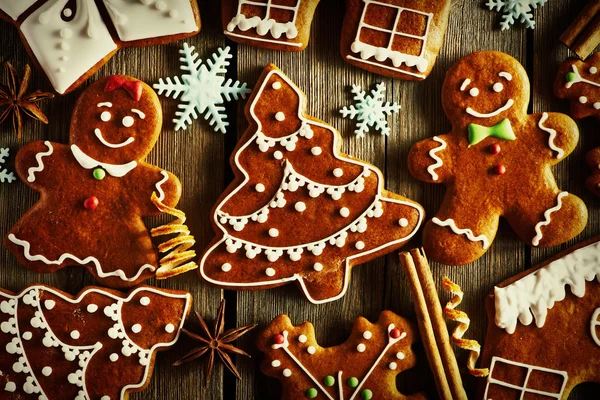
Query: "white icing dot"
101 111 111 122
469 87 479 97
298 335 307 343
363 331 372 340
274 151 283 160
389 362 397 370
313 263 323 271
307 346 316 354
44 300 55 310
295 202 306 212
140 297 150 306
271 359 281 367
591 67 598 74
255 183 265 192
283 369 292 377
311 147 322 156
340 207 350 218
355 241 365 250
131 324 142 333
594 102 600 110
60 42 70 51
165 324 175 333
22 332 32 340
60 56 69 61
272 82 282 90
275 112 286 121
155 1 167 10
493 82 503 93
109 353 119 362
70 330 80 340
57 67 65 73
87 304 98 313
60 28 72 39
63 8 73 17
101 397 110 400
357 343 366 352
266 268 276 277
399 218 408 227
396 351 405 360
122 116 135 127
268 228 279 237
42 366 52 376
333 168 343 177
221 263 232 272
580 96 588 104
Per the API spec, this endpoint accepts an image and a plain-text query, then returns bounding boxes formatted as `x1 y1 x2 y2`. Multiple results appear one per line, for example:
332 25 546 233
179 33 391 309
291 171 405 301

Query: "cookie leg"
508 191 587 247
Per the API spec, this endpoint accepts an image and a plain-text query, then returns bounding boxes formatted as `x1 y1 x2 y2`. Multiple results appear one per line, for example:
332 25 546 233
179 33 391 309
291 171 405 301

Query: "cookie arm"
134 166 182 216
536 112 579 164
408 136 452 184
14 140 61 189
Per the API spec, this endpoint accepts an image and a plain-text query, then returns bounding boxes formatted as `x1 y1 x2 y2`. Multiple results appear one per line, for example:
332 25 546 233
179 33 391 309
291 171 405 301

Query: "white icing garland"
432 217 490 249
538 112 564 158
531 191 568 247
27 141 53 183
426 136 446 181
256 122 314 152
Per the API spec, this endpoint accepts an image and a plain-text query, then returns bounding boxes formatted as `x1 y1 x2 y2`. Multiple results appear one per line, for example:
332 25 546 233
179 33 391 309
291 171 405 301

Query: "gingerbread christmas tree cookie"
5 75 184 288
408 51 587 266
199 64 424 304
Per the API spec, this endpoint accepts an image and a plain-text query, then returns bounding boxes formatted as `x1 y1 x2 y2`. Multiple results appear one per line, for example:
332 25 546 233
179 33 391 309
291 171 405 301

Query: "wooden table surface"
0 0 597 398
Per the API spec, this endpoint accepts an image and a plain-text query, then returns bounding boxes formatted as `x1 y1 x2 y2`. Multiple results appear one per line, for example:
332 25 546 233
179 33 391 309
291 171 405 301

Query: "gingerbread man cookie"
478 237 600 400
408 51 587 266
0 284 191 400
258 312 425 399
5 75 182 288
199 64 424 304
554 52 600 120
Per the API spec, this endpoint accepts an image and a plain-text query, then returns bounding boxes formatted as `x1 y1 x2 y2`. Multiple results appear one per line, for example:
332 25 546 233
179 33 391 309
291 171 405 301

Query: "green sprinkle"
361 389 373 400
323 375 335 386
347 377 358 388
306 388 318 398
566 72 576 82
93 168 106 180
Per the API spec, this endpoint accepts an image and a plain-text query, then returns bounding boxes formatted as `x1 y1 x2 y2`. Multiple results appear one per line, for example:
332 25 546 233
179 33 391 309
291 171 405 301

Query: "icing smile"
466 99 514 118
94 128 135 148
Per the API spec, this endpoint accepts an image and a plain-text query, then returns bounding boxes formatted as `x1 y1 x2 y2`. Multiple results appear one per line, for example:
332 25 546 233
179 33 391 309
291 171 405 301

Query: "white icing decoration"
255 183 265 193
21 0 117 94
427 136 447 181
131 324 142 333
333 168 343 177
294 202 306 212
565 65 600 89
41 366 52 376
27 141 53 183
466 99 515 118
140 297 150 306
97 102 112 108
594 102 600 110
460 79 471 91
71 144 137 177
100 396 110 400
87 304 98 313
399 218 408 227
265 268 276 277
493 82 503 92
122 116 135 127
483 357 568 400
8 234 156 282
283 368 292 377
131 109 146 119
70 330 80 339
531 191 568 246
396 351 404 360
272 82 282 90
4 381 16 392
256 122 313 152
339 207 350 218
274 151 283 160
499 71 512 81
221 263 232 272
307 346 316 354
155 171 169 202
388 362 397 370
432 218 490 249
102 0 198 42
469 87 479 97
311 147 322 156
313 263 323 272
355 241 365 250
363 331 372 340
163 323 174 334
275 112 285 122
580 96 588 104
591 308 600 347
494 239 600 334
109 353 119 362
591 67 598 74
348 0 432 78
44 300 55 310
298 335 307 343
0 0 38 20
22 332 32 340
100 111 112 122
356 343 366 352
94 128 135 149
272 359 281 367
538 112 564 159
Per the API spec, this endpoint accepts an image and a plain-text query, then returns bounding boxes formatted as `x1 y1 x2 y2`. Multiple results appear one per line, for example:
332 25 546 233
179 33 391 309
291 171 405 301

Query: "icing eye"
100 111 111 122
122 116 135 127
493 82 504 93
275 112 286 122
469 87 479 97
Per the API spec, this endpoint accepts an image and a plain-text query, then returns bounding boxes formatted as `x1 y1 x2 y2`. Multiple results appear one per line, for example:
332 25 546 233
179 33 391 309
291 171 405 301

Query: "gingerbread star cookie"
408 51 587 266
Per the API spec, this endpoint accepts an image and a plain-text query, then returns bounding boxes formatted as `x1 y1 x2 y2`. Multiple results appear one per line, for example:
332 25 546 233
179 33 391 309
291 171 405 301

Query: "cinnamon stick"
560 0 600 59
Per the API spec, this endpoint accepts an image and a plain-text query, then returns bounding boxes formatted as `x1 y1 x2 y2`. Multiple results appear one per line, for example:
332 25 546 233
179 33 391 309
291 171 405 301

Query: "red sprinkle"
489 144 501 154
273 334 285 345
495 165 506 175
83 196 99 210
390 328 401 339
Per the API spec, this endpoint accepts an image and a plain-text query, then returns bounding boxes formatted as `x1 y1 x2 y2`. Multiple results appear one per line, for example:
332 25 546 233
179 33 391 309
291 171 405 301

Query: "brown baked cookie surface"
554 52 600 120
199 64 424 304
257 312 426 399
477 237 600 400
5 75 182 288
408 51 587 266
222 0 320 51
341 0 451 80
0 284 191 400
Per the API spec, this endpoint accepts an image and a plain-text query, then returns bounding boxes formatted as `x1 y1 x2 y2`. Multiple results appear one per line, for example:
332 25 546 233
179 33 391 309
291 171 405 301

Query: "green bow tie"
468 119 516 146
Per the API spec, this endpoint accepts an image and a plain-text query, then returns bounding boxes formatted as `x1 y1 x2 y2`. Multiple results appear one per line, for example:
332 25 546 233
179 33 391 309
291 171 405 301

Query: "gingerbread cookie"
0 0 201 94
478 236 600 400
341 0 451 80
258 312 425 399
222 0 320 51
586 147 600 198
0 284 191 400
5 75 183 288
408 51 587 266
199 64 424 304
554 52 600 120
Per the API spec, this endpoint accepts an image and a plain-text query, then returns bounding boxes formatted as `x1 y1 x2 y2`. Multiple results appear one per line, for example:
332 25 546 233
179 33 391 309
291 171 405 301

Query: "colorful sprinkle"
306 388 318 398
93 168 106 180
566 72 575 82
494 164 506 175
324 375 335 386
361 389 373 399
347 377 359 388
273 334 285 345
489 144 501 154
390 328 401 339
83 196 99 210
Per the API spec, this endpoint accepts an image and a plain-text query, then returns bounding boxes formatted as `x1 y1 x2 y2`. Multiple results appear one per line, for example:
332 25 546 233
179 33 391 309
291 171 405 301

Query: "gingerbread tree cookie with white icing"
408 51 587 266
5 75 183 288
0 0 201 94
222 0 320 51
199 64 424 304
0 284 191 400
258 312 426 399
478 237 600 400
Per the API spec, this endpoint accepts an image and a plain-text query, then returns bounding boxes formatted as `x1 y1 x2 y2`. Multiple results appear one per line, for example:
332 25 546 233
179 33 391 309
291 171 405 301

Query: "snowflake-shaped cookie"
154 44 251 133
486 0 547 30
340 83 400 138
0 148 16 183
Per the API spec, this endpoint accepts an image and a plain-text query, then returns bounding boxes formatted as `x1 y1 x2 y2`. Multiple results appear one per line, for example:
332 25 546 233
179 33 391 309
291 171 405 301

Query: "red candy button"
83 196 99 210
390 328 401 339
495 165 506 175
273 334 285 345
489 144 501 154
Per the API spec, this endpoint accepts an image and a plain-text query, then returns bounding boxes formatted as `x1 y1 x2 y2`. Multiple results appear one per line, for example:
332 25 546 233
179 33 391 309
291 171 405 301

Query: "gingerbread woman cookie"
258 312 425 399
0 284 191 400
5 75 182 288
478 237 600 400
408 51 587 266
199 64 424 304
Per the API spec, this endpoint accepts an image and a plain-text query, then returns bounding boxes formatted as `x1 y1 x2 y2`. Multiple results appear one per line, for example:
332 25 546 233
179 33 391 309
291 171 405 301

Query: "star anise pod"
174 299 256 385
0 62 54 139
